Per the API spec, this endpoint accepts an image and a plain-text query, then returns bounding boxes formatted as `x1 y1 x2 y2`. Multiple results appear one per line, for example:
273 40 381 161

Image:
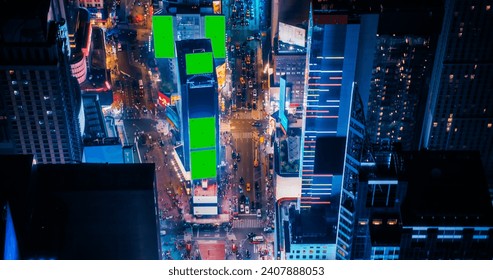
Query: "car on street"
251 121 261 127
240 204 245 213
239 176 245 185
246 183 251 192
232 151 236 159
245 205 250 214
233 162 238 171
263 227 273 233
256 209 262 218
236 153 241 162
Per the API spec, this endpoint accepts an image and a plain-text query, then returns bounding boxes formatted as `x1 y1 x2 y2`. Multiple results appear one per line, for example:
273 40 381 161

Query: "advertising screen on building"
193 196 218 204
193 206 218 216
191 149 217 179
186 52 214 75
279 77 289 132
216 63 226 89
279 22 306 48
153 15 175 58
189 117 216 149
204 16 226 58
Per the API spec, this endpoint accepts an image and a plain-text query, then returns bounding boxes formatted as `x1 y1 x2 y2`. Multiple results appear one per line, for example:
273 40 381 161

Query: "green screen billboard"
153 16 175 58
205 16 226 59
189 117 216 149
185 52 214 75
191 149 217 179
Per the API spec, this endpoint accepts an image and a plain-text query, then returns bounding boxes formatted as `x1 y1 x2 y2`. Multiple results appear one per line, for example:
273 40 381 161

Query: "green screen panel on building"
153 16 175 58
185 52 213 75
191 149 217 179
205 15 226 58
189 117 216 149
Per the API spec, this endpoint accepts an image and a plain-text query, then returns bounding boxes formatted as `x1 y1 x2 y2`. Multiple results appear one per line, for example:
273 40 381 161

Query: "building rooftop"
175 39 215 84
1 156 160 260
83 143 125 163
290 204 337 244
401 150 493 227
369 213 402 246
314 137 346 175
279 0 310 27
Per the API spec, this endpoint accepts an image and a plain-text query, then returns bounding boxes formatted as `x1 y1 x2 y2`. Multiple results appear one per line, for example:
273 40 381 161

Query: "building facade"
420 0 493 187
0 0 83 163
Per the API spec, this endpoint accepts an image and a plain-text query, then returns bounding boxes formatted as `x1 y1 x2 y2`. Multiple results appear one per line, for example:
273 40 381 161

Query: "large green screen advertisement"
189 117 216 149
153 16 175 58
186 52 213 75
205 16 226 59
191 149 217 179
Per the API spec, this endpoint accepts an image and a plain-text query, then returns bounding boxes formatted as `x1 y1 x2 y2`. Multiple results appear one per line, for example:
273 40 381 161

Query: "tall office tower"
366 1 444 151
0 154 160 260
420 0 493 189
152 6 224 217
175 39 220 216
0 0 83 163
283 0 377 260
351 143 406 260
66 3 92 85
271 0 310 112
366 36 433 150
398 151 493 259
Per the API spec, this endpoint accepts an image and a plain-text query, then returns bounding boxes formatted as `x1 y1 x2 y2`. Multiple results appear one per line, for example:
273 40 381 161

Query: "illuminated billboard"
186 52 214 75
189 117 216 149
279 22 306 48
191 149 217 180
279 77 289 132
212 1 222 14
153 16 175 58
193 206 218 215
204 16 226 58
216 62 226 89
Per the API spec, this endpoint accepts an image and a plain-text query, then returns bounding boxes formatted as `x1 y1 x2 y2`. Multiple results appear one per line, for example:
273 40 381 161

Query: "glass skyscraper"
420 0 493 188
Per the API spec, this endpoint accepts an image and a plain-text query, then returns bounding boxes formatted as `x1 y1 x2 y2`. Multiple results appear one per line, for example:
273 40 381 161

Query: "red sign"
158 92 170 107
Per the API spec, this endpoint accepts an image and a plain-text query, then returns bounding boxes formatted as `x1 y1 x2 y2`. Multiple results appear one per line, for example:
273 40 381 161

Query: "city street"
104 0 275 259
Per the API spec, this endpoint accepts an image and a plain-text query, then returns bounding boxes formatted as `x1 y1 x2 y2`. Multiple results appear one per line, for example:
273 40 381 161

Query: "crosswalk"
232 218 263 228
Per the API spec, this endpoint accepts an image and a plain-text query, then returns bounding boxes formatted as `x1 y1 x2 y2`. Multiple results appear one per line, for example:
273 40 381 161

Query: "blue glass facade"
301 19 359 206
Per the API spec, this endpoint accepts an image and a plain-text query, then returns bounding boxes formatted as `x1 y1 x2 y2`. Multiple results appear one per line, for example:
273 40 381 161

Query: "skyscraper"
420 0 493 188
363 0 443 151
282 0 376 259
0 0 83 163
0 154 160 260
398 150 493 259
175 39 220 216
